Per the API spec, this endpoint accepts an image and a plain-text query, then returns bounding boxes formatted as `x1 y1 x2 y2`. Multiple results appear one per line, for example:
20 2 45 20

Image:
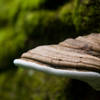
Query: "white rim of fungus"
14 59 100 91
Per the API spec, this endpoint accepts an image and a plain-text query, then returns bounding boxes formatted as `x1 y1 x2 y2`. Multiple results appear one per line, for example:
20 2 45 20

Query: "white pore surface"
14 59 100 91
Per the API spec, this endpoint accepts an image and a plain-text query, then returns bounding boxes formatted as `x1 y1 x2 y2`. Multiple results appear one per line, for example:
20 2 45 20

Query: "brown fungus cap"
21 33 100 72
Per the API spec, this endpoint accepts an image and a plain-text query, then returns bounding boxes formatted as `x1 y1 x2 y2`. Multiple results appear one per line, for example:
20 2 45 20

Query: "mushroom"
14 33 100 91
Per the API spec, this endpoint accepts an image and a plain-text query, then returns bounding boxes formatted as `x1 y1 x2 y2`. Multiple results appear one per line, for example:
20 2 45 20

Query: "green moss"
21 0 45 11
58 2 75 37
73 0 82 32
0 68 70 100
0 27 27 68
0 68 96 100
73 0 100 34
23 11 55 36
0 0 20 25
59 2 73 23
0 0 45 27
16 9 75 45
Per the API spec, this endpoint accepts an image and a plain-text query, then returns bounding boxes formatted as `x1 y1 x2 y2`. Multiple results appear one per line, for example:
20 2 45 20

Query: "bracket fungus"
14 33 100 91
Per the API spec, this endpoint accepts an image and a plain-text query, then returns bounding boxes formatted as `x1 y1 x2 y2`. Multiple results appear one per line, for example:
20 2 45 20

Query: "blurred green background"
0 0 100 100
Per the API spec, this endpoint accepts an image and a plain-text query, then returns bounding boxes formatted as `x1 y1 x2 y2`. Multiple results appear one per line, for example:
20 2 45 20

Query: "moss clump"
0 0 45 26
0 68 70 100
73 0 100 34
0 27 27 68
0 68 98 100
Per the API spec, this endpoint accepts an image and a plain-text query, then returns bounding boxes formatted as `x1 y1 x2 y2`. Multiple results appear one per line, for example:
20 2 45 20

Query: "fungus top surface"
19 33 100 73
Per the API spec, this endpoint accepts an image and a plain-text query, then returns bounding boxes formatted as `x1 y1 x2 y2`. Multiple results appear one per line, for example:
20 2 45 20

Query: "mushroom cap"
14 33 100 91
